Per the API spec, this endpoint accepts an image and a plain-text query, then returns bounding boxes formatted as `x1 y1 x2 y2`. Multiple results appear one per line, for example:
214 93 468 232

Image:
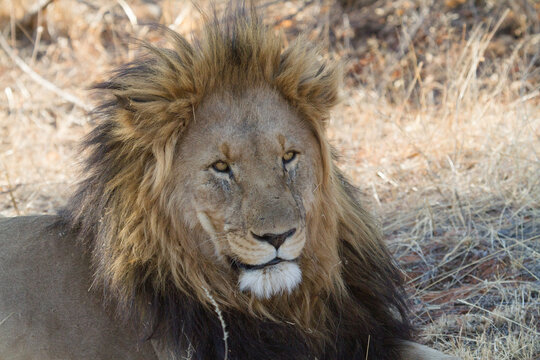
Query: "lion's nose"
251 228 296 249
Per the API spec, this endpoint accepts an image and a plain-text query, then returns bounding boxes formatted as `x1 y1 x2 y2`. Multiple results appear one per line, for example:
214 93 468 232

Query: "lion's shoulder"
0 215 157 359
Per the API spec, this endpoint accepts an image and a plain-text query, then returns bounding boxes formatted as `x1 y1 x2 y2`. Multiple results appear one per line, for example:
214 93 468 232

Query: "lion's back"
0 216 157 360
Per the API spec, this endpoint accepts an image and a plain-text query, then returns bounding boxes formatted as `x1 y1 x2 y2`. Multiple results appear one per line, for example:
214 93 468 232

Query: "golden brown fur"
56 7 458 360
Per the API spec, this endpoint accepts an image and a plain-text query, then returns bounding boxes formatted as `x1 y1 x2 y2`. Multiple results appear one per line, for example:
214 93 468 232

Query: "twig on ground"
0 33 91 112
117 0 138 27
0 313 14 327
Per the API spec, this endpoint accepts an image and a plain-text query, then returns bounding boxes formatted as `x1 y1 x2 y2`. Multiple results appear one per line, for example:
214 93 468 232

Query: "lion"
0 8 459 360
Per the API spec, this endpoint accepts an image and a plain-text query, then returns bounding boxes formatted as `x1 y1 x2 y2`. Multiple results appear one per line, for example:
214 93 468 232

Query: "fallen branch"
0 32 91 112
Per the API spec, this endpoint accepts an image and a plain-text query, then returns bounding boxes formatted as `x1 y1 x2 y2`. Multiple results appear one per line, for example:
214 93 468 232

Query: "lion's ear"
274 39 342 125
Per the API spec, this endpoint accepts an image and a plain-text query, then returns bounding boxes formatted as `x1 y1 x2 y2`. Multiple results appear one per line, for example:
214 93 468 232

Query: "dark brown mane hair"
61 6 413 359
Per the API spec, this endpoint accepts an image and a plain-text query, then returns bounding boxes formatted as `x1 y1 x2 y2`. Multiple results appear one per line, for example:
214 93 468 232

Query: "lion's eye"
282 151 297 164
212 161 230 173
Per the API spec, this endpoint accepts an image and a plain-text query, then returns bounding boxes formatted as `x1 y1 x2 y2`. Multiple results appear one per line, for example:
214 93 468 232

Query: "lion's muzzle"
231 228 306 299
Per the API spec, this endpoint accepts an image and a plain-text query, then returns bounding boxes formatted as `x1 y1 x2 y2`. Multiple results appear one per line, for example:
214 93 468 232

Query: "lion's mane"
61 7 412 360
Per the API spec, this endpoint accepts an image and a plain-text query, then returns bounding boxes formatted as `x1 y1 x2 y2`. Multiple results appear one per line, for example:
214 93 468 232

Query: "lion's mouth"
230 257 293 271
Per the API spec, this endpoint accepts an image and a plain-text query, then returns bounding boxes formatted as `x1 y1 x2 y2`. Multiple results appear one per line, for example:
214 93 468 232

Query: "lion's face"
176 88 322 299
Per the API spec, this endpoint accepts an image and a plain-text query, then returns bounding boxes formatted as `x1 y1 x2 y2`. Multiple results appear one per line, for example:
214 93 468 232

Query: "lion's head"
63 8 412 359
181 88 321 298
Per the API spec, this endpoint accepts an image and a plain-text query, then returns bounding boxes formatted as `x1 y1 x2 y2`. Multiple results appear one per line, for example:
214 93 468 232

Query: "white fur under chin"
238 262 302 299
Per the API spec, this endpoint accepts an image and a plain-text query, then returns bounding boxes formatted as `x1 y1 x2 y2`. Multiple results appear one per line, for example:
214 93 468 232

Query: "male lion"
0 9 458 360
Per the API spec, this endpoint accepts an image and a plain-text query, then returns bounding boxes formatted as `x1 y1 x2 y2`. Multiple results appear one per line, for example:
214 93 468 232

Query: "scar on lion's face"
175 88 322 298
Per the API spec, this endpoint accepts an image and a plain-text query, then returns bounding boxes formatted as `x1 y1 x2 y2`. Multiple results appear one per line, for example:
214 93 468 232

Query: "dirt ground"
1 1 539 359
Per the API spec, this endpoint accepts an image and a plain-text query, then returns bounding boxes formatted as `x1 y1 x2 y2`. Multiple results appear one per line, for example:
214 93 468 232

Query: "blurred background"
0 1 539 358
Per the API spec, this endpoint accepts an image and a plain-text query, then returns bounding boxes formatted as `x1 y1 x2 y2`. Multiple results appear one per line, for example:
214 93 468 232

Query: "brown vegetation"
0 1 538 359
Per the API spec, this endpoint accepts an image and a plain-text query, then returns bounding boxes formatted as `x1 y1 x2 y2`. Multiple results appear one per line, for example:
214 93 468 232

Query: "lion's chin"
238 261 302 299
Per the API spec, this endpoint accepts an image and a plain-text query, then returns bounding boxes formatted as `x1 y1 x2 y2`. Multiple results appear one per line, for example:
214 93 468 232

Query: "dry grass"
1 1 538 359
